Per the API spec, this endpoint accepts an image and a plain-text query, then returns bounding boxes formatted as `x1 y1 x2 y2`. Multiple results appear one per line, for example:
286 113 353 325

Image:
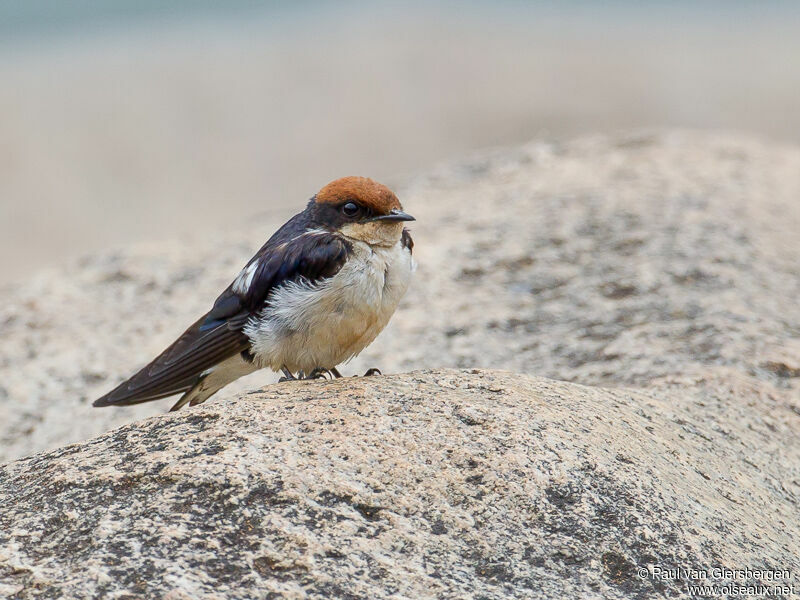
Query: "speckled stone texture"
2 131 800 598
1 369 797 599
2 131 800 463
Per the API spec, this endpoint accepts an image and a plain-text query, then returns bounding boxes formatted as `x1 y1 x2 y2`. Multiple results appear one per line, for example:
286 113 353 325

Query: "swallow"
93 176 415 411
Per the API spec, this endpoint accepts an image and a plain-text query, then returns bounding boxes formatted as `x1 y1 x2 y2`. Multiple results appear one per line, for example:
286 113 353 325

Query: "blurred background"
1 0 798 284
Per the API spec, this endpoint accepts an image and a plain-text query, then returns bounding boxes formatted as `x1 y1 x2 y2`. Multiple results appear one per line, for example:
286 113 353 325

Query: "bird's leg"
329 367 343 379
278 367 297 383
363 368 382 377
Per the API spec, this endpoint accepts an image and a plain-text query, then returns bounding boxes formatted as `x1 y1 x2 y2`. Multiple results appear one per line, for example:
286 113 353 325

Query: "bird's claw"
279 367 353 382
306 368 330 380
279 367 296 383
363 368 382 377
279 367 339 382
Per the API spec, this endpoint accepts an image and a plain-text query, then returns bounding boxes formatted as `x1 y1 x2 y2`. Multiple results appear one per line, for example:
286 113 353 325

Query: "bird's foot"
282 368 336 381
363 368 382 377
278 367 296 383
305 368 331 380
280 367 363 381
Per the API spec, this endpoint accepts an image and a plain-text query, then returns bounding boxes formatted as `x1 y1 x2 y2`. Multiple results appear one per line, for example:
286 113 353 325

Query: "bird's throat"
340 221 404 247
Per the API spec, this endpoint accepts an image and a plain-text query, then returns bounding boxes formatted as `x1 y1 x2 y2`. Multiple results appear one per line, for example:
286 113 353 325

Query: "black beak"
371 209 415 223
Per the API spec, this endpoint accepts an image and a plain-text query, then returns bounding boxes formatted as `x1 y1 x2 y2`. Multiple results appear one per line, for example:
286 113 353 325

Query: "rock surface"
2 130 800 463
2 131 800 597
1 369 798 599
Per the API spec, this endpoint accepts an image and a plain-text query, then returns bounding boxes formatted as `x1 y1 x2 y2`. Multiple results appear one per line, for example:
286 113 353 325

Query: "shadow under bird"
93 176 416 411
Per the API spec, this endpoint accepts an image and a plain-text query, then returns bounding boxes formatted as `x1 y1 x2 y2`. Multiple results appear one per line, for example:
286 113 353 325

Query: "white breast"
244 240 415 373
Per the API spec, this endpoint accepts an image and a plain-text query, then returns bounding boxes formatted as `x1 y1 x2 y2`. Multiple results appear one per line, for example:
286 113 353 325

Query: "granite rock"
2 131 800 598
1 369 798 599
2 131 800 462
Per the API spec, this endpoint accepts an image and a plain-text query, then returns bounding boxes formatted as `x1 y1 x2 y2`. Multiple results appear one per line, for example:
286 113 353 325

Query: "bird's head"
309 176 414 246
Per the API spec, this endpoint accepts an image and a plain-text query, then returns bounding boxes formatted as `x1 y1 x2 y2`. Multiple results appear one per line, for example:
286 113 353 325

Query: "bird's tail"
93 313 250 408
168 354 258 411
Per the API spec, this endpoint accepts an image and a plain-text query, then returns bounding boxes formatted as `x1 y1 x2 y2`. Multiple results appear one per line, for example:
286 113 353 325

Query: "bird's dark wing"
93 221 351 407
92 313 250 406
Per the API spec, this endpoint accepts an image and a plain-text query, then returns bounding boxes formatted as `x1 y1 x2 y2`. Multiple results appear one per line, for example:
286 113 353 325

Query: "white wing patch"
232 230 326 295
233 260 259 294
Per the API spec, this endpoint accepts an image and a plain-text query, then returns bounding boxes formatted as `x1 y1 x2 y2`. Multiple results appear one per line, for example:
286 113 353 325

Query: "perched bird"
93 176 415 411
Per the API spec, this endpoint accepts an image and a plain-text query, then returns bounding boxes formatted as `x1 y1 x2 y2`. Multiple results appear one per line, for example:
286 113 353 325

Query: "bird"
93 176 416 412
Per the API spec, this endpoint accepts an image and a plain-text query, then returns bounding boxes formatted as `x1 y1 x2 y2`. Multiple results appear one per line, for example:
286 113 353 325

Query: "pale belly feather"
244 240 414 373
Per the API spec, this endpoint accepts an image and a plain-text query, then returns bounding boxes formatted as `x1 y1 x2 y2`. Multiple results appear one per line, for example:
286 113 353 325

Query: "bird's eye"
341 202 360 217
